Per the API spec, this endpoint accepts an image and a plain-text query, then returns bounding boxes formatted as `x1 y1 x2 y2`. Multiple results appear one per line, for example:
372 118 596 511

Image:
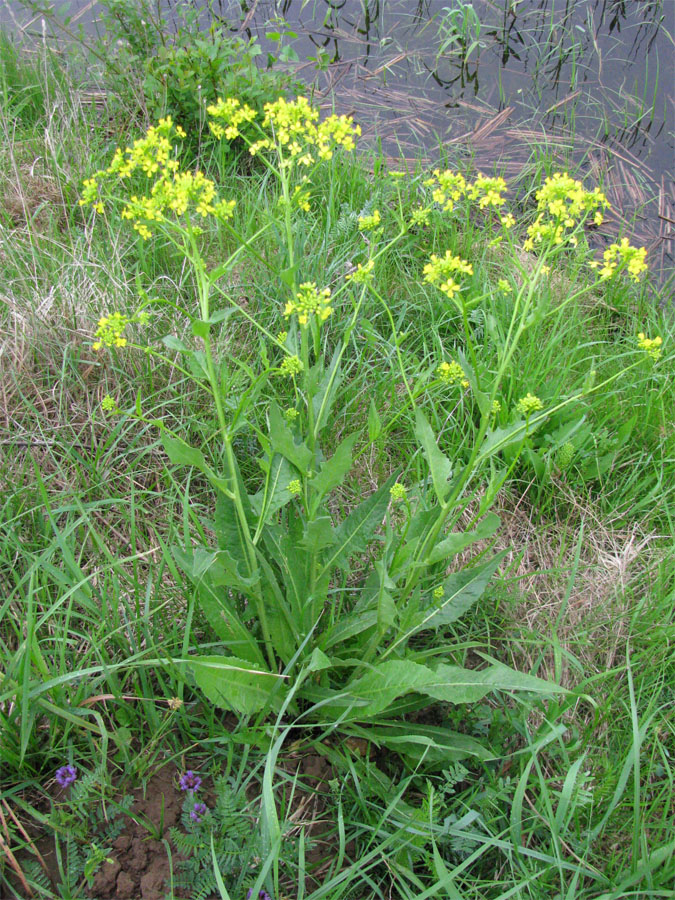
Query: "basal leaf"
190 656 282 715
423 662 562 705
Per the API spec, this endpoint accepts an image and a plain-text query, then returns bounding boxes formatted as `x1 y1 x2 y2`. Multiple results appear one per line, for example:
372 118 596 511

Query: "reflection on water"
4 0 674 271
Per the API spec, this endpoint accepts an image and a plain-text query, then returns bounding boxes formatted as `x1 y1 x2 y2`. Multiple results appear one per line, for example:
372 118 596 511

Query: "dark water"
4 0 674 274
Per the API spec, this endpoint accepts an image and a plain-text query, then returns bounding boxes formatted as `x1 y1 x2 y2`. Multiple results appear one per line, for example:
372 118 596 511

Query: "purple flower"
178 770 202 792
55 765 77 788
247 891 272 900
190 801 208 823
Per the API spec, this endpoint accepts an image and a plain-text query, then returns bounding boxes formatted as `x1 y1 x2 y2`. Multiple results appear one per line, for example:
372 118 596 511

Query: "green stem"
186 226 276 669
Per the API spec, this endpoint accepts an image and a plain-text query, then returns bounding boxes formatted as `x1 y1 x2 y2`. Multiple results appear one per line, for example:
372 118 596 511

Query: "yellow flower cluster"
293 184 311 212
423 170 507 212
410 206 431 227
433 585 444 600
389 483 407 502
437 360 469 388
346 259 375 284
279 355 304 377
423 251 474 300
468 174 508 209
284 282 333 325
423 169 467 212
358 210 381 230
210 96 360 166
497 278 512 293
121 171 235 239
206 97 257 140
589 238 648 281
516 393 543 417
288 479 302 495
93 312 130 350
637 332 662 361
79 116 235 239
524 173 609 252
101 395 119 413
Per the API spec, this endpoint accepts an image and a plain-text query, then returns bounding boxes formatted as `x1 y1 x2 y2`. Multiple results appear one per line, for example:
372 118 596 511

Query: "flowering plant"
82 97 659 741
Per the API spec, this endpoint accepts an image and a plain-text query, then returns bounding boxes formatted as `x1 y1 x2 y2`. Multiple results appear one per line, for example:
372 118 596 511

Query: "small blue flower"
247 890 272 900
179 770 202 792
55 765 77 788
190 801 208 823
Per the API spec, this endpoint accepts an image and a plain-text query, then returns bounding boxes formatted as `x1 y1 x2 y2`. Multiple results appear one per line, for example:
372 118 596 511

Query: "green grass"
1 24 674 900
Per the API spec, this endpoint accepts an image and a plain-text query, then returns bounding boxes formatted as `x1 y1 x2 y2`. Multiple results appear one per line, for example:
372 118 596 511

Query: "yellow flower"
101 395 118 413
346 259 375 284
590 239 648 282
207 97 257 141
284 282 333 325
637 332 662 361
423 251 473 299
410 206 431 227
437 360 467 386
358 209 381 230
93 312 130 350
468 174 507 209
279 355 304 377
497 278 512 293
433 585 444 600
516 393 543 417
288 479 302 495
389 483 407 502
500 213 515 229
425 169 467 211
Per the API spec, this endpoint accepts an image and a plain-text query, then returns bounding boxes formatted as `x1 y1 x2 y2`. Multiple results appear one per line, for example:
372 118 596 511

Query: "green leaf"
312 346 343 435
368 399 381 442
279 265 298 289
250 454 294 523
207 308 236 325
173 550 263 664
479 420 533 463
256 553 297 664
321 611 378 650
300 516 336 553
457 350 489 416
331 660 436 718
427 551 507 627
425 661 562 704
386 552 507 657
307 647 332 672
348 723 493 765
309 434 357 509
214 491 252 575
415 409 453 505
190 656 282 715
268 403 313 473
426 513 501 564
161 335 191 353
317 475 396 581
162 435 208 471
191 319 210 339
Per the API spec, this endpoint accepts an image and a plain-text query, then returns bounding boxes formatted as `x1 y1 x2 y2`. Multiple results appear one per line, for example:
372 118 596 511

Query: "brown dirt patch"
85 767 185 900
